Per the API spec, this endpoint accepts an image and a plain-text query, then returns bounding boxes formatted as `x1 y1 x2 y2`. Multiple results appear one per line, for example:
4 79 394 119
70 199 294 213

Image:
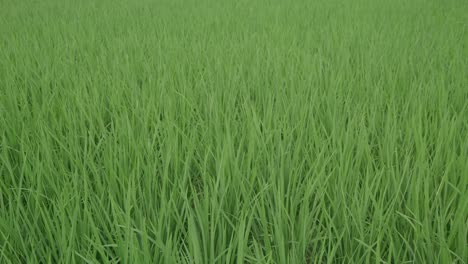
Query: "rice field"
0 0 467 263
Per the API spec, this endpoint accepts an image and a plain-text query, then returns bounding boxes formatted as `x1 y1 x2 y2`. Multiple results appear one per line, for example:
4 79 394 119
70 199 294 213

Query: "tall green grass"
1 0 467 263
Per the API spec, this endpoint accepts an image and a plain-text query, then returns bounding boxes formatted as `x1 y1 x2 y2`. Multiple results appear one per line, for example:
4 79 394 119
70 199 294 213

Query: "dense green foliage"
1 0 467 263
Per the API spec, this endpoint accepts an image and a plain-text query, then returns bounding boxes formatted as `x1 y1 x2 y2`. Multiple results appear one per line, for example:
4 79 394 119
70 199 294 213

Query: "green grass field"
1 0 467 263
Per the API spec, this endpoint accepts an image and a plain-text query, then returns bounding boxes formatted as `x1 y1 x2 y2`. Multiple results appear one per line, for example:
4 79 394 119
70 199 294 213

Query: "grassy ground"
1 0 467 263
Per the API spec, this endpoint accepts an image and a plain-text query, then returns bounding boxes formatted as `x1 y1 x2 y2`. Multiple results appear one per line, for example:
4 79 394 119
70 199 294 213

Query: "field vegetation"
1 0 467 263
